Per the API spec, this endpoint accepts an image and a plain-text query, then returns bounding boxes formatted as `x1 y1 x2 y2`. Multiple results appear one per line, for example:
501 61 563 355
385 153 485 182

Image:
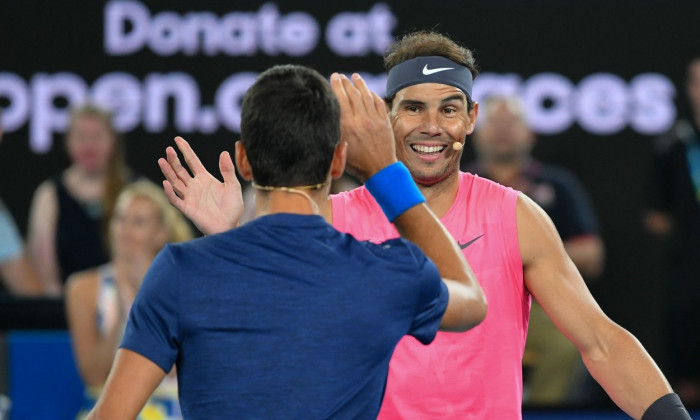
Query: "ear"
465 101 480 135
234 141 253 181
330 141 348 179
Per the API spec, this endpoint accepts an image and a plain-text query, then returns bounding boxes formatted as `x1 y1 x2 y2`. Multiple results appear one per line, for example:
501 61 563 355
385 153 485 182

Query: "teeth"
411 145 446 154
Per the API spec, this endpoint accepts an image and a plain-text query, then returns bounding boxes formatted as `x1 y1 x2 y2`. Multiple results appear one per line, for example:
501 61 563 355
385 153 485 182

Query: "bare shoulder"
65 269 100 306
30 179 58 213
516 193 568 267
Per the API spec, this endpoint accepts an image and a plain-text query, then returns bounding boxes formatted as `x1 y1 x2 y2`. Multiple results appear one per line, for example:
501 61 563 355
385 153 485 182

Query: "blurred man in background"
466 95 605 405
645 55 700 406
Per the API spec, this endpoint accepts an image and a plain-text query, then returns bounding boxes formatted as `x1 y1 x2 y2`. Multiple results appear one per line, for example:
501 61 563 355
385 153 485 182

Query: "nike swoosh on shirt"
422 64 455 75
458 234 484 249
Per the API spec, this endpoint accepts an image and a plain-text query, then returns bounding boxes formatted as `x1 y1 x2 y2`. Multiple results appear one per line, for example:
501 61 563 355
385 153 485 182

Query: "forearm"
29 244 62 296
27 183 62 296
582 325 672 419
79 323 127 386
0 255 43 296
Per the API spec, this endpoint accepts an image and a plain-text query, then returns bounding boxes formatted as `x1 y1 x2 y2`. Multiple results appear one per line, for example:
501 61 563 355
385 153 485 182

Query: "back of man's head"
240 65 340 187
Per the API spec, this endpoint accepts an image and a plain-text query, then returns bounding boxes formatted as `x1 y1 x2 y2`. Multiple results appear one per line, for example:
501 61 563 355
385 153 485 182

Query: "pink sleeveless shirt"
332 171 529 419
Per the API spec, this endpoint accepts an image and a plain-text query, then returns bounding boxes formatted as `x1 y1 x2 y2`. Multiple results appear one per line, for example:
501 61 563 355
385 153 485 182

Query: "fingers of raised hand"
162 180 185 211
351 73 377 114
174 136 207 176
219 151 240 190
330 73 349 106
340 74 375 118
158 157 188 198
164 145 192 183
371 91 389 119
163 147 193 195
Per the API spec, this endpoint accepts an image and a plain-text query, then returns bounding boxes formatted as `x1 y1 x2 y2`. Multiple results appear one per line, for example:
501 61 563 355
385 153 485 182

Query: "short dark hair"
384 31 479 110
240 65 340 187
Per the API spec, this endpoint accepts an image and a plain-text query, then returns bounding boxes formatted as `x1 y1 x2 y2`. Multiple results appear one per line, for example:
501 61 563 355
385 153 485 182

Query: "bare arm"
0 254 43 296
65 271 126 386
27 181 62 296
518 194 671 419
86 349 166 420
330 72 486 332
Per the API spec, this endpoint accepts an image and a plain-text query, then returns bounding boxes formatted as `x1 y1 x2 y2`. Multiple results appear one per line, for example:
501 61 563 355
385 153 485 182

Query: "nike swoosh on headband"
422 64 455 75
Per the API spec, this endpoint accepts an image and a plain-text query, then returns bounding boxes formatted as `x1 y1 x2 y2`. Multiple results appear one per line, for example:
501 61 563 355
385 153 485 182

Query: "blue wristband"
365 162 426 222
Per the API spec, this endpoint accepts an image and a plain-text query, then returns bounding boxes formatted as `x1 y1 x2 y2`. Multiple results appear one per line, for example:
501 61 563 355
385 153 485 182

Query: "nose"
114 218 136 243
420 109 442 137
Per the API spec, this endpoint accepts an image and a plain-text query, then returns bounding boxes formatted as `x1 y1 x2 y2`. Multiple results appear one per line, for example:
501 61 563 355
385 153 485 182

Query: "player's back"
137 213 446 419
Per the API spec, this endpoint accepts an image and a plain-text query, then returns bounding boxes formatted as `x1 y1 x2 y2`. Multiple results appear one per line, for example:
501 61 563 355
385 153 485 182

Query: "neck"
67 165 105 182
416 170 461 219
113 254 153 282
254 189 325 218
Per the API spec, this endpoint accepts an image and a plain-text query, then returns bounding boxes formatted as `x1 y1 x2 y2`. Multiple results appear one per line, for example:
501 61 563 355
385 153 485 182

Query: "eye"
442 107 459 117
405 105 421 113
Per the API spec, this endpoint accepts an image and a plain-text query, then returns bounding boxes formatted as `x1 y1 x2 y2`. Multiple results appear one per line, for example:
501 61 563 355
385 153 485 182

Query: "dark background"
2 0 699 388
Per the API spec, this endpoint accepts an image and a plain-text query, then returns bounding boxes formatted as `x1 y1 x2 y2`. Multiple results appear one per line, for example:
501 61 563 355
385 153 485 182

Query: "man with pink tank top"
157 31 691 420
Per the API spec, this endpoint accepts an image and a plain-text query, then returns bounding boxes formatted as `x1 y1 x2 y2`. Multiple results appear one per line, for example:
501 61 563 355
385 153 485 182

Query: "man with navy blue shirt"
87 65 486 419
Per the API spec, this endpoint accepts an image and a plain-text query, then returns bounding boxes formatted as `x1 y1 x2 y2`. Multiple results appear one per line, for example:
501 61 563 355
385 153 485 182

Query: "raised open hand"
158 136 243 235
329 73 397 182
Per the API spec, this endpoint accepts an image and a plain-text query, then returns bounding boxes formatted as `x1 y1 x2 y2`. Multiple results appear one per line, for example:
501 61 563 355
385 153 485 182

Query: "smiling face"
389 83 477 186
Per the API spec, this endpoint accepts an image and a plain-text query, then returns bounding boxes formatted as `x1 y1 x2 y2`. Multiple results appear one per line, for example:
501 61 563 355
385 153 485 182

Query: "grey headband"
385 56 473 101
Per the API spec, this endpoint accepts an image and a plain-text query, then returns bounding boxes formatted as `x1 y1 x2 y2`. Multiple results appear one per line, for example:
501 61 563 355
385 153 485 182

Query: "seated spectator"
28 104 131 296
0 108 42 296
65 180 193 419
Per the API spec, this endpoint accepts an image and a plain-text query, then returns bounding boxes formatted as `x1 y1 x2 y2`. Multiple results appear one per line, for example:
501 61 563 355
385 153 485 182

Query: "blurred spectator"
28 104 131 296
0 108 43 296
65 180 193 419
465 95 605 405
645 55 700 405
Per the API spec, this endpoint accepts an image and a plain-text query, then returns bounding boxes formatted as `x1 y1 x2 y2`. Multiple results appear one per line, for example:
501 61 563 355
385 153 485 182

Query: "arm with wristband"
330 72 486 332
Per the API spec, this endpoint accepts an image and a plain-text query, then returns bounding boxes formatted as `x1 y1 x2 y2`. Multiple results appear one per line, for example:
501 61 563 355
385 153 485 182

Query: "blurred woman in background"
28 104 130 296
66 180 192 419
